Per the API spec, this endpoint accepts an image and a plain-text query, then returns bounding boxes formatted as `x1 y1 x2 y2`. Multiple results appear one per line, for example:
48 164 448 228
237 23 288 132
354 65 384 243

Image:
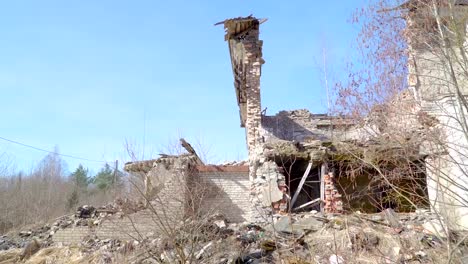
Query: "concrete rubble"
1 204 467 263
0 198 143 252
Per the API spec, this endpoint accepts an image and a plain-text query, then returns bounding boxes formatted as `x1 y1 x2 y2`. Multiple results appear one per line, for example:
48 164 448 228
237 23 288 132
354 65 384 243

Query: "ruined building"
117 1 468 230
49 2 468 246
117 14 435 226
217 16 428 223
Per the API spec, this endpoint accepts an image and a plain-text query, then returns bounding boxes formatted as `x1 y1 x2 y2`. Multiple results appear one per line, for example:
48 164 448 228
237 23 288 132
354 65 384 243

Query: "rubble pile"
0 198 145 252
1 207 468 263
124 209 467 263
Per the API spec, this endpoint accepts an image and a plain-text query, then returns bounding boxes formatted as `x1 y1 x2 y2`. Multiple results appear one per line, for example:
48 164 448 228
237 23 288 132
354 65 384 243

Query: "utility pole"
113 160 118 187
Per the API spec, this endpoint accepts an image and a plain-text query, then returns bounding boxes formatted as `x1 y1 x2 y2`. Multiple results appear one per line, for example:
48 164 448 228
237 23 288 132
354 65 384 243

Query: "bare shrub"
334 0 468 262
0 151 125 234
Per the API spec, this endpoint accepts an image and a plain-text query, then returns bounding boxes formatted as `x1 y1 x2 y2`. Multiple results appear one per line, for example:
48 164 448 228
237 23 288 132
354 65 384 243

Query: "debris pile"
1 206 468 263
0 198 145 252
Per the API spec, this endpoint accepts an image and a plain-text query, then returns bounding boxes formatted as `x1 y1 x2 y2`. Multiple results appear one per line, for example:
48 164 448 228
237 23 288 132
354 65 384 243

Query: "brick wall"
195 166 250 222
53 166 250 244
53 209 179 244
95 210 169 240
324 172 343 214
52 226 91 244
53 170 189 244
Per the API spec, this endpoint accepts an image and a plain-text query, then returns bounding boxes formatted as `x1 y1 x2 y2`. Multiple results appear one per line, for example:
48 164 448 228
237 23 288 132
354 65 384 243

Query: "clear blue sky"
0 0 365 174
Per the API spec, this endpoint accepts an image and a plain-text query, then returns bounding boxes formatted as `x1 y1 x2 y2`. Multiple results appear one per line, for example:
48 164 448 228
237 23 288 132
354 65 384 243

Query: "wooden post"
320 162 327 213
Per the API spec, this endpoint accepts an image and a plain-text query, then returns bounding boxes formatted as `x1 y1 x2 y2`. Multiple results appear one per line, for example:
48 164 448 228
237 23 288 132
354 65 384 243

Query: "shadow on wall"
194 170 251 223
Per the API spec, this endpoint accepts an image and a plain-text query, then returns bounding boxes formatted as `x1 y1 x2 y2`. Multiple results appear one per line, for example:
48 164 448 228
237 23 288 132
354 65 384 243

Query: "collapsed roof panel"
261 109 355 143
124 154 196 173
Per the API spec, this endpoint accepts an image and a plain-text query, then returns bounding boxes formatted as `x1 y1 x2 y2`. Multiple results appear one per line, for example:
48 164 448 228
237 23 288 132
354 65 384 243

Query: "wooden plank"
293 198 322 211
290 162 313 209
180 138 204 165
320 162 327 213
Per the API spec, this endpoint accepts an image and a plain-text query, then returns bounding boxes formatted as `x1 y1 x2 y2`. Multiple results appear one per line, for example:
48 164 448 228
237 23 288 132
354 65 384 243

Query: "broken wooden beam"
293 198 322 211
180 138 204 165
290 162 313 209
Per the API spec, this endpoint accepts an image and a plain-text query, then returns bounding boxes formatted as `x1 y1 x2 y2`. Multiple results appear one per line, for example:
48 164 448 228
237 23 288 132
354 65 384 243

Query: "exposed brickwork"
52 227 92 244
153 171 187 220
53 167 251 244
53 209 176 244
94 210 163 240
195 170 251 222
244 47 263 156
324 172 343 214
221 17 264 156
196 165 249 173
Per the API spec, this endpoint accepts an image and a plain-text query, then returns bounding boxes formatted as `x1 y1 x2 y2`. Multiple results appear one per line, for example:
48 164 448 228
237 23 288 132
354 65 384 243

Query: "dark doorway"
276 159 321 212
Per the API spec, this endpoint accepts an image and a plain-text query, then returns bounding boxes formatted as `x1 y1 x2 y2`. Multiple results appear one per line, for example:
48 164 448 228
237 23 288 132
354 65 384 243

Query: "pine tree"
66 189 79 211
93 164 120 191
70 164 89 190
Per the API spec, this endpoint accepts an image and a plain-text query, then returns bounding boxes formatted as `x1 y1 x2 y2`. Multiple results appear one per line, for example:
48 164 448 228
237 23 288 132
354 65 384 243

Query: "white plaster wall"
423 98 468 230
408 13 468 230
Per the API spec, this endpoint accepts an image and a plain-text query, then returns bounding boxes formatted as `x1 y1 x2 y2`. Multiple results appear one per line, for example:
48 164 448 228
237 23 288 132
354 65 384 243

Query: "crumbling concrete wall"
250 161 287 222
262 110 338 142
243 28 263 156
220 17 282 223
195 166 250 222
421 99 468 230
124 155 194 215
405 5 468 230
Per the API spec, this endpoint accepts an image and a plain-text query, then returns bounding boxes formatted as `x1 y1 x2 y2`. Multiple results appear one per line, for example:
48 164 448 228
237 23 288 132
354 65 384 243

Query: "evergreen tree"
93 164 119 191
70 164 89 189
66 189 79 211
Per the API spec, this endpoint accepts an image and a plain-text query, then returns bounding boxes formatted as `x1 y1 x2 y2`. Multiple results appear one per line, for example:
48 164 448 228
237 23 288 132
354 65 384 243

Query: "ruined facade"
217 16 418 223
49 5 468 247
123 154 251 224
404 0 468 230
215 16 265 158
117 8 468 227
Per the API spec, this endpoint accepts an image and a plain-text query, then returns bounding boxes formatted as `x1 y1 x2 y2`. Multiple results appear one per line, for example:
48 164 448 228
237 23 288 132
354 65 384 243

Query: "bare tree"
333 0 468 262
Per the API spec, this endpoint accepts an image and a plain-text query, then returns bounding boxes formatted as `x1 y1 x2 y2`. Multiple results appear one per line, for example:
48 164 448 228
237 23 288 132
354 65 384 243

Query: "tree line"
0 149 125 234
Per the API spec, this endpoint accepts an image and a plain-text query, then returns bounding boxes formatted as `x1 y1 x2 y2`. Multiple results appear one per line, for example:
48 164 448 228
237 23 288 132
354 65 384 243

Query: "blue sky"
0 0 365 174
